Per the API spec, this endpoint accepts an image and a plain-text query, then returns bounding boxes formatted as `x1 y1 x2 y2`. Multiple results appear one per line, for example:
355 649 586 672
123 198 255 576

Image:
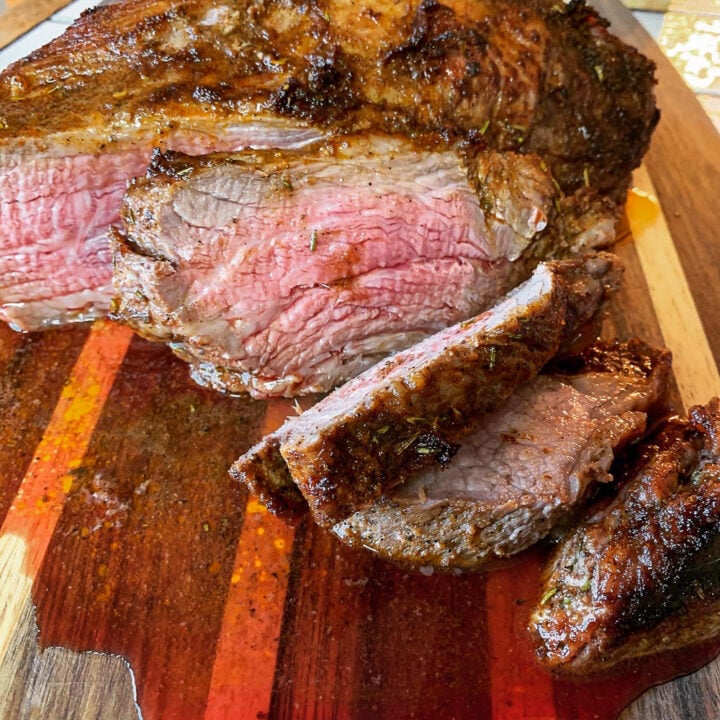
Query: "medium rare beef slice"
111 137 618 398
0 0 656 330
530 398 720 673
231 253 623 527
333 340 671 569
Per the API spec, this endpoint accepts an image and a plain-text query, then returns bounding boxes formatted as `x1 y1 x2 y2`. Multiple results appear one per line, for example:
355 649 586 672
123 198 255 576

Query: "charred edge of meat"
547 337 670 381
145 146 207 179
531 1 659 197
408 432 460 467
530 398 720 673
109 226 152 264
229 436 307 524
272 45 361 122
382 0 489 72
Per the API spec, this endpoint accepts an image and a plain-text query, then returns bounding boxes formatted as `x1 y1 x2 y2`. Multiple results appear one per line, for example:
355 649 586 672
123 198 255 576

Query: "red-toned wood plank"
33 335 267 720
353 562 493 719
270 521 370 720
485 552 556 720
554 637 720 719
271 520 493 720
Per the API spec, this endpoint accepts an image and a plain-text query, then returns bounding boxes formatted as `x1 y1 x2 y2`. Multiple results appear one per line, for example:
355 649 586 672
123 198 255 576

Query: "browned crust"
0 0 656 195
531 399 720 673
230 435 307 524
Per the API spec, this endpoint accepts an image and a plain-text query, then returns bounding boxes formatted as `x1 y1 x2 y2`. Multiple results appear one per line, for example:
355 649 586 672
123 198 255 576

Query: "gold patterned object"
661 14 720 92
660 1 720 131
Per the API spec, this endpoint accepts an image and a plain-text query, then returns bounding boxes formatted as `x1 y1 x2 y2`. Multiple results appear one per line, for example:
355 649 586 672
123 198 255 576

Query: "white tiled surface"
635 9 667 37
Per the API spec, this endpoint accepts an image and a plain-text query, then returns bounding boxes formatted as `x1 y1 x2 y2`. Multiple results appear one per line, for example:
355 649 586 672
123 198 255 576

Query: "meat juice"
3 329 714 719
483 550 720 719
269 525 720 719
31 456 720 716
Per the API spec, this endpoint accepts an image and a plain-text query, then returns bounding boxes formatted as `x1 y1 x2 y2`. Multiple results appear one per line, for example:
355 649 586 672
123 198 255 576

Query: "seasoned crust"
332 340 671 570
0 0 656 194
530 399 720 672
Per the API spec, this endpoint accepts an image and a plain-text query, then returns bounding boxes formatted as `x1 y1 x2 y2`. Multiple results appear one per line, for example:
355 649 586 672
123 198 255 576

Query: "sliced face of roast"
0 124 322 332
230 253 623 528
111 138 618 398
0 0 656 330
333 340 671 570
530 399 720 673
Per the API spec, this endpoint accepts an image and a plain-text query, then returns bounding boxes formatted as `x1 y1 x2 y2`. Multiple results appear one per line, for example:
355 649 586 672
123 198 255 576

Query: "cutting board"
1 2 720 718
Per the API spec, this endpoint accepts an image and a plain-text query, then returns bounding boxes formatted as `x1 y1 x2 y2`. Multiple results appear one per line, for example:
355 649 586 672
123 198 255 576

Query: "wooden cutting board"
1 2 719 717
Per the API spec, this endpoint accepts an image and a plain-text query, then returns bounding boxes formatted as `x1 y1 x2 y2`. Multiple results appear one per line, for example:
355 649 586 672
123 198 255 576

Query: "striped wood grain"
0 2 719 718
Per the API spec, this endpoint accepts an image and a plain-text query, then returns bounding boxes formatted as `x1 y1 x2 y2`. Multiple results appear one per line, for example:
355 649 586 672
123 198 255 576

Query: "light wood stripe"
204 399 296 720
0 320 133 575
0 321 132 668
627 165 720 409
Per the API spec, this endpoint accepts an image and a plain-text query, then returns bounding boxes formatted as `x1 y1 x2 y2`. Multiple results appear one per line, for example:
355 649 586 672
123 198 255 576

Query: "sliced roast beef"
530 399 720 672
231 253 623 526
0 0 656 329
334 340 671 569
111 137 618 397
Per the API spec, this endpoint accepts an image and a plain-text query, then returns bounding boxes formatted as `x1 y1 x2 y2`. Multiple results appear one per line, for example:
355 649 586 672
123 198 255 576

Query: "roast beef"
530 399 720 672
0 0 657 330
231 253 623 527
334 340 671 569
111 137 617 397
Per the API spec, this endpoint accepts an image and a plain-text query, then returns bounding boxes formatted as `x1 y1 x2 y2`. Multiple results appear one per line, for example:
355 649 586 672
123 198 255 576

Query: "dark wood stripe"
270 519 493 719
355 560 492 719
32 335 266 720
270 519 371 720
0 323 89 526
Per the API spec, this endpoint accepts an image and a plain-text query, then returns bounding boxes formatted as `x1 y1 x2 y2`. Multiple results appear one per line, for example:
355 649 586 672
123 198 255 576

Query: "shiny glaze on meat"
531 398 720 672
